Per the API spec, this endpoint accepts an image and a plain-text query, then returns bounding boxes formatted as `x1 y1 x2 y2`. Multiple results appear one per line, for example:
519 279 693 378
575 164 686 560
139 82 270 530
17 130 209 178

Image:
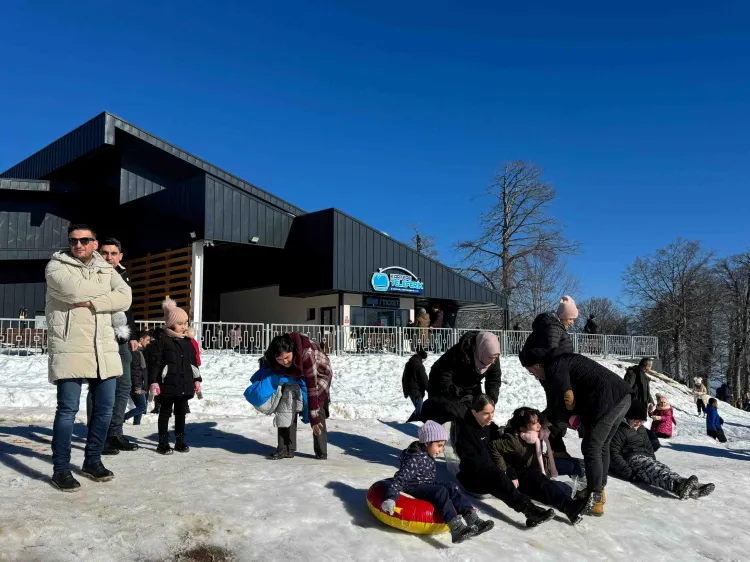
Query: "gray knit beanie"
418 420 448 443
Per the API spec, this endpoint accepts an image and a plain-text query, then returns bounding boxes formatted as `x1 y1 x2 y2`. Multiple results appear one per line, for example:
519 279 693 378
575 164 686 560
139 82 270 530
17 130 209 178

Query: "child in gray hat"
381 420 494 543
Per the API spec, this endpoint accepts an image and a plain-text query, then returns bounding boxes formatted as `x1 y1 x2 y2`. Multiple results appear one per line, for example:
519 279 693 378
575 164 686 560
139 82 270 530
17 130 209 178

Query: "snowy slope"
1 353 750 561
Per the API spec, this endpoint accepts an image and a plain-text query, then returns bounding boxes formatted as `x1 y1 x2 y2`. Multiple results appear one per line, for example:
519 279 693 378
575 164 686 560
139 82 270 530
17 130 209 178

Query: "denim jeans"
52 376 117 473
555 457 586 478
125 391 148 425
405 482 474 523
409 395 423 421
108 344 133 438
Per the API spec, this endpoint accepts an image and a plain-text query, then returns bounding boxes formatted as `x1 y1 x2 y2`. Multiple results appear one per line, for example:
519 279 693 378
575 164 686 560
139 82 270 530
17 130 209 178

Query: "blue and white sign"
371 267 424 296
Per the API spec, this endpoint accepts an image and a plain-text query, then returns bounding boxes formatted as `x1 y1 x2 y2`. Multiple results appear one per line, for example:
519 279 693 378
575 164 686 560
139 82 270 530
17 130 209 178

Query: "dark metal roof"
0 179 50 192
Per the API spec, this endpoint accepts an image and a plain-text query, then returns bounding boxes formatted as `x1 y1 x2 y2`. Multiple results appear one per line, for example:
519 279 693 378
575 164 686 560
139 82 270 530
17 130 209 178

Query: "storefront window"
350 307 409 327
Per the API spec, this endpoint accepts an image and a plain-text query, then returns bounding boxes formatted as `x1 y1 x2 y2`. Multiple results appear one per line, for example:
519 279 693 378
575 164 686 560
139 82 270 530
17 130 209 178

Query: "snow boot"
562 499 587 525
447 516 475 544
174 433 190 453
315 453 327 460
582 491 602 516
675 476 699 500
111 435 139 451
102 439 120 455
690 483 715 499
81 462 114 482
523 502 555 528
269 447 294 460
157 434 173 455
464 510 494 536
51 470 81 492
601 488 607 504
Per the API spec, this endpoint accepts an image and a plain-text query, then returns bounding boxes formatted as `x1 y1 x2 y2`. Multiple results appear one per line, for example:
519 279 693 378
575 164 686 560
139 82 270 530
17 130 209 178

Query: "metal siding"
240 195 250 243
1 113 108 179
0 179 50 191
119 168 167 204
232 190 242 242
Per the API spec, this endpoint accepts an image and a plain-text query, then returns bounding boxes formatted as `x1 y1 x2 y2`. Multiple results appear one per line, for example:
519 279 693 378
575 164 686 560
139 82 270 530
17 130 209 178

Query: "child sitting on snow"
381 421 494 544
610 400 714 499
649 393 676 438
705 398 727 443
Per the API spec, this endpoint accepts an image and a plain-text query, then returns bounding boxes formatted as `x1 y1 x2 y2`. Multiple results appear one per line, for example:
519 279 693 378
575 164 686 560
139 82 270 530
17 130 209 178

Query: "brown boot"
591 497 605 517
601 488 607 504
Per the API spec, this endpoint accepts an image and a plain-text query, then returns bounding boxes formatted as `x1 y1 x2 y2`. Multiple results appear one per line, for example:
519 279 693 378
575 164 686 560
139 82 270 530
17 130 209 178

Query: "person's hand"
74 302 92 308
652 415 661 421
312 423 324 436
150 383 161 396
195 381 201 392
648 403 655 412
381 499 396 515
512 479 519 488
129 340 139 352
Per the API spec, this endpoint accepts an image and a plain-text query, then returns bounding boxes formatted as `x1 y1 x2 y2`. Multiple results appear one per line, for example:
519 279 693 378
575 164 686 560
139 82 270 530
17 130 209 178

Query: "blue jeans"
52 376 117 473
409 395 423 420
405 482 474 523
125 391 148 425
555 457 586 478
108 344 133 438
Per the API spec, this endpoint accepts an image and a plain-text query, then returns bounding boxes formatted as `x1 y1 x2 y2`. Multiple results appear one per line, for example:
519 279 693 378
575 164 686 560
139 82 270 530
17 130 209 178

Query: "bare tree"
717 251 750 399
575 297 628 335
623 238 714 382
455 161 579 300
408 225 438 259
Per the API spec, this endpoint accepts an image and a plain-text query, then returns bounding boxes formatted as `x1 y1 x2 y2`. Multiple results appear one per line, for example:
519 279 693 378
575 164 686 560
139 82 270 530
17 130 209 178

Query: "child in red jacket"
650 393 676 438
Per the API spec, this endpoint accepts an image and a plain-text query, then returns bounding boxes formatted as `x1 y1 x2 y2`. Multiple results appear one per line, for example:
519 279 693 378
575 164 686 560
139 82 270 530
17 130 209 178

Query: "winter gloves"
381 499 396 515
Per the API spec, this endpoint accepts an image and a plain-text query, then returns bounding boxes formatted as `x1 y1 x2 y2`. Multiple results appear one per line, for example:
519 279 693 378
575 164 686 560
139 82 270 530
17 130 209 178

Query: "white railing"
3 318 658 360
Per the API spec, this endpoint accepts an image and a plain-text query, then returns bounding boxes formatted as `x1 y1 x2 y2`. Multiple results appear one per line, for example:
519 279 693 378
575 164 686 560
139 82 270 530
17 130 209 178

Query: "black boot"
464 510 494 536
151 404 161 414
562 499 587 525
447 516 475 544
51 471 81 492
157 434 173 455
675 476 699 500
81 462 114 482
268 447 294 460
113 435 139 451
690 482 715 499
102 438 120 456
523 502 555 528
174 433 190 453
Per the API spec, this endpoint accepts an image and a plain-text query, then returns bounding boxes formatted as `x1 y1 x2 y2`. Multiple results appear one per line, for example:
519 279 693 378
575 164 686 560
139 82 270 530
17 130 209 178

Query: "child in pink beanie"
556 296 579 325
380 421 494 544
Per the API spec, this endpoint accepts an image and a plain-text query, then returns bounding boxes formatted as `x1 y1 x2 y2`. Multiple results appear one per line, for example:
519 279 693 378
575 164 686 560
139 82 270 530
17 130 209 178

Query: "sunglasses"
69 237 95 247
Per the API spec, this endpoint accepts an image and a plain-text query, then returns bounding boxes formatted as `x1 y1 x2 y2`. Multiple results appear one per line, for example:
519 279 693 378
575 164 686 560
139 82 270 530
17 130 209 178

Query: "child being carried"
382 421 494 544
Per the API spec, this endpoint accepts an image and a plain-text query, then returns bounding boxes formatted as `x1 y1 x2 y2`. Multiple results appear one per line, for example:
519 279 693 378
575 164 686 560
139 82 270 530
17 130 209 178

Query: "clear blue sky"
2 1 749 302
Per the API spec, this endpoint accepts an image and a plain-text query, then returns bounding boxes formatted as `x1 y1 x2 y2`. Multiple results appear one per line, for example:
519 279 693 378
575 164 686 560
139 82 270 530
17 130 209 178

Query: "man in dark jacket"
716 383 733 404
90 238 140 454
609 400 711 499
520 349 631 517
624 358 655 409
583 315 598 335
403 348 429 422
421 331 502 424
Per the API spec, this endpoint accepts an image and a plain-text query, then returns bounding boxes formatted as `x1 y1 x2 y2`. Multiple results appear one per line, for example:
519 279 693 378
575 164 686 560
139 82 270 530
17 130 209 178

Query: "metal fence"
2 317 658 359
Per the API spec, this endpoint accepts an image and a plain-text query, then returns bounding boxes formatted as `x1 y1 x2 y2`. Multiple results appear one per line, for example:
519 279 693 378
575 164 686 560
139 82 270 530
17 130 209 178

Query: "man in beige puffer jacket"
47 224 132 492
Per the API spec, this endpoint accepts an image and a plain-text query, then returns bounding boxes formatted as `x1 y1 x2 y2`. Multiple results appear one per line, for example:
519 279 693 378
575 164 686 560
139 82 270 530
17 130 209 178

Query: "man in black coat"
583 315 598 335
402 348 429 422
520 349 631 517
421 331 502 424
624 358 655 409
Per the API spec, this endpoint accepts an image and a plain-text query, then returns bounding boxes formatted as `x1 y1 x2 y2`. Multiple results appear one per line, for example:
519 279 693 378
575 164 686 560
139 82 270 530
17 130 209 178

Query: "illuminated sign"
371 267 424 296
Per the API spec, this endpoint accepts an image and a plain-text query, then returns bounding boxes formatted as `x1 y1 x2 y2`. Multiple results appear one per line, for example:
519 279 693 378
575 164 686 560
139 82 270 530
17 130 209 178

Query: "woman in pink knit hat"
520 296 578 364
148 299 201 455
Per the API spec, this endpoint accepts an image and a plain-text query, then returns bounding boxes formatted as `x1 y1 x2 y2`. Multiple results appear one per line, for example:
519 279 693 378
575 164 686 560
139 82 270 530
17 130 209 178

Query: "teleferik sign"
370 267 424 295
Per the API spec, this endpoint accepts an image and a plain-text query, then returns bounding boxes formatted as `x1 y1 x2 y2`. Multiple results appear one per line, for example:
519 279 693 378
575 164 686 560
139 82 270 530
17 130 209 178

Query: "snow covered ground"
1 353 749 561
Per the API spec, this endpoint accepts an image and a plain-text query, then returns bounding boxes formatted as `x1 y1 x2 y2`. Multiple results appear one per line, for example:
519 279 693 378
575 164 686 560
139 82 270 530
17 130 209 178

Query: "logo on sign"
370 267 424 295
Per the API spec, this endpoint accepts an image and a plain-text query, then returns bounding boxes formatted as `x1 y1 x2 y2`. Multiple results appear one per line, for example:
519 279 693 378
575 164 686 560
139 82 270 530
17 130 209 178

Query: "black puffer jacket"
609 421 655 479
543 354 632 426
402 353 429 398
455 408 503 476
130 348 148 391
148 332 200 399
624 366 654 405
428 331 502 403
521 313 574 363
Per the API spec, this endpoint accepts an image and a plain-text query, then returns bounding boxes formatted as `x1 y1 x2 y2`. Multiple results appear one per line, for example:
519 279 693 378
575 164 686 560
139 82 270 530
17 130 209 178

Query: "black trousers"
581 394 632 492
457 467 529 512
696 400 706 415
158 397 188 435
517 470 572 512
708 428 727 443
278 407 327 456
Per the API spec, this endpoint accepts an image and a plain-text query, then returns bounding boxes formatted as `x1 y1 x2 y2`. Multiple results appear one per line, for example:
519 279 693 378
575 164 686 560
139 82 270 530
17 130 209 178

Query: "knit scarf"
520 428 558 478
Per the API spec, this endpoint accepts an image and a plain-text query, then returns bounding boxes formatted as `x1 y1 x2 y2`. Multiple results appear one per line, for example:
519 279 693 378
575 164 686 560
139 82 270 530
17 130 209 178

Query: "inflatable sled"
366 480 449 534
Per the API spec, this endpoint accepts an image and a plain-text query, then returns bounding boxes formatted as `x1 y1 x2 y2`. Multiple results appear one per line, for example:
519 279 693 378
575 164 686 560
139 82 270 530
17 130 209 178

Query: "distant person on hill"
421 331 501 424
716 383 733 405
705 398 727 443
693 377 708 417
512 323 522 331
649 393 676 439
743 393 750 412
402 347 429 422
624 358 655 411
520 348 632 517
583 315 598 335
381 421 494 544
609 400 714 500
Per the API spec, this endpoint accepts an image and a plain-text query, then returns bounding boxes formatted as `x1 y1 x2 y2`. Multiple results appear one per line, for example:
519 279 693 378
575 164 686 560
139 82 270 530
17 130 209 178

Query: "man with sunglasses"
46 224 132 491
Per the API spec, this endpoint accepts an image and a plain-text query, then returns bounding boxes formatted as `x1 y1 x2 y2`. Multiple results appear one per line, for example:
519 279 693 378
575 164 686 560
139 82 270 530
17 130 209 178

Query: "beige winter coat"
45 251 132 383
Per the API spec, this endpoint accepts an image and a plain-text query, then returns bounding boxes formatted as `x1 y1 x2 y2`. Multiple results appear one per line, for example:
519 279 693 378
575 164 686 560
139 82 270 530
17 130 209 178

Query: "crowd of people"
44 227 726 545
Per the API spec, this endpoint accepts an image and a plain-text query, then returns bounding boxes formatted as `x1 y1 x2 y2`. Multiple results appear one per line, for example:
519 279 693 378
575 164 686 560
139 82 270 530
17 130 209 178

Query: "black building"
0 112 507 327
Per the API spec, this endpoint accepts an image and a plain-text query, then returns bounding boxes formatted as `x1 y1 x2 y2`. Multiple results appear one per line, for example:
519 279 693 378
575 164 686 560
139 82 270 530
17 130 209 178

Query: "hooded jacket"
402 353 429 398
609 421 655 480
624 365 654 405
385 441 437 500
45 250 132 383
148 331 201 399
489 428 553 481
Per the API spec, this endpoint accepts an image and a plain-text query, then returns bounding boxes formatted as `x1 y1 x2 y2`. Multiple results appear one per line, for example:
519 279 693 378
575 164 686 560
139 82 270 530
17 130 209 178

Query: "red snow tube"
366 480 449 534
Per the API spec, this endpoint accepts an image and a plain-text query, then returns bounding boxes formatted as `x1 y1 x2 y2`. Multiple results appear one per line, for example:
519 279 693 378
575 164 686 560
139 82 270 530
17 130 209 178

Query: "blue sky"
2 1 749 302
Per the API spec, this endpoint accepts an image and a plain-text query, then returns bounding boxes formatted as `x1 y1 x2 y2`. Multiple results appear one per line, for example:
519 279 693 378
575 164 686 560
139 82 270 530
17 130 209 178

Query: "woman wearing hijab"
421 331 502 424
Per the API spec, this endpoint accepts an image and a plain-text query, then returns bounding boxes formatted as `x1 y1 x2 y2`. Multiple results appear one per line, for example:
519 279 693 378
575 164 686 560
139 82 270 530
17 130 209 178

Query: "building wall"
219 285 338 325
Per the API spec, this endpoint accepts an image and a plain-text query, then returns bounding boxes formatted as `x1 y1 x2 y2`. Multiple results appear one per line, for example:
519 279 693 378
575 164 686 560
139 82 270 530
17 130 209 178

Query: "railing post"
502 330 508 357
631 336 635 359
573 332 578 354
604 336 609 358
